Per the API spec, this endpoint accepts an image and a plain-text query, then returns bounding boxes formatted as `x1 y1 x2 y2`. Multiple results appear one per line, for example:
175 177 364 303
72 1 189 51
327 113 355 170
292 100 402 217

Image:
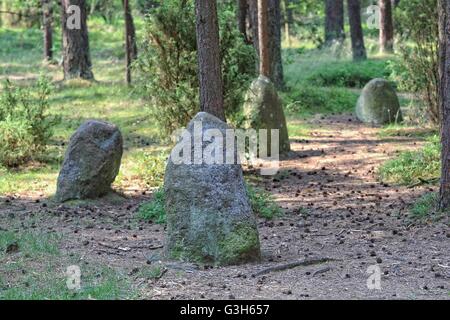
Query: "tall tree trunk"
258 0 270 77
439 0 450 209
282 0 292 47
237 0 249 43
347 0 366 61
195 0 225 121
379 0 394 53
42 0 53 61
324 0 345 45
123 0 137 84
61 0 94 80
268 0 284 90
249 0 285 89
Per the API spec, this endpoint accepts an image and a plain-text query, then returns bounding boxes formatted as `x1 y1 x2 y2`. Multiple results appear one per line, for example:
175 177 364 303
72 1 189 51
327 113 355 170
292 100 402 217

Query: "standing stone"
356 78 402 125
55 120 123 202
243 76 290 153
164 112 261 266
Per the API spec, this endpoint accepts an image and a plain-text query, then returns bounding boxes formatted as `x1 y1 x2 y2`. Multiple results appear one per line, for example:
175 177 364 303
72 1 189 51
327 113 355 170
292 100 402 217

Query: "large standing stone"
164 112 261 266
243 76 290 153
356 78 402 125
55 120 123 202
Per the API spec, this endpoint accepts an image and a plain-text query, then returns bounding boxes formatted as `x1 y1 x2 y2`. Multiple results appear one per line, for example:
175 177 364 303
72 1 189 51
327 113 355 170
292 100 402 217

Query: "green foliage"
135 152 168 188
137 188 166 224
378 135 441 185
0 78 59 167
285 86 358 116
306 59 390 88
135 0 256 138
246 184 282 220
391 0 439 124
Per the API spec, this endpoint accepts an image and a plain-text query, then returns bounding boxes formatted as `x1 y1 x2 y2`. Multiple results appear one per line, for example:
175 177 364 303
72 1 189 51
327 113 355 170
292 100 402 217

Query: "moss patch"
217 223 261 266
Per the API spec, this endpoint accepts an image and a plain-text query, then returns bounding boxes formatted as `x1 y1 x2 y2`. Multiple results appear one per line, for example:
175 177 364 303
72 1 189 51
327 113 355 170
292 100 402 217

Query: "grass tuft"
378 135 440 185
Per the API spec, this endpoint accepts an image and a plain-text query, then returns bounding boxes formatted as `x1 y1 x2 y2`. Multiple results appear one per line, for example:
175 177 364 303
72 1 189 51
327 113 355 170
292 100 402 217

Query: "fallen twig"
408 177 439 189
312 266 331 277
251 257 335 277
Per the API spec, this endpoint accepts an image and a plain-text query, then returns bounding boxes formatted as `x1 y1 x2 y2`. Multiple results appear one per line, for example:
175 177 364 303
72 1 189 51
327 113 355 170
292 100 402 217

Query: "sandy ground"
1 114 449 300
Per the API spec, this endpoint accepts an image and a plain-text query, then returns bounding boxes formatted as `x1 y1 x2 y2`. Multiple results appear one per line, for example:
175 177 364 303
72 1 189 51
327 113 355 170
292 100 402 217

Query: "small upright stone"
356 78 402 125
55 120 123 202
243 76 290 153
164 112 261 266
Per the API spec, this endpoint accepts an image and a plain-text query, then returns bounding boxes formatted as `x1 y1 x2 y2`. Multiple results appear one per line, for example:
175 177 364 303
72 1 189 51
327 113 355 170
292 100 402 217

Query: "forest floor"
1 113 449 299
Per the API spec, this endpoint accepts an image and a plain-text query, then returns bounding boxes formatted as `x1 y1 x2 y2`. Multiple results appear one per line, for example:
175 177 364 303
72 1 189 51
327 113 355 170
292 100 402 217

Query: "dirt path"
1 114 449 299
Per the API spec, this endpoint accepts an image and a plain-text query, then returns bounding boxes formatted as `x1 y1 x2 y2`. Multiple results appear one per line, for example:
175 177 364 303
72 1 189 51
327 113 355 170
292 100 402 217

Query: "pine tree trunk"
325 0 345 45
439 0 450 209
347 0 366 61
237 0 249 43
379 0 394 53
123 0 137 84
268 0 284 90
42 0 53 61
249 0 285 89
195 0 225 121
61 0 94 80
258 0 270 78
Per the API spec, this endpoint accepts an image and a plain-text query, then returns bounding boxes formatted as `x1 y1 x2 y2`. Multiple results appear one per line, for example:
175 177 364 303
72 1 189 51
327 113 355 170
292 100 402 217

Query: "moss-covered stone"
164 112 261 266
243 76 290 154
355 78 402 125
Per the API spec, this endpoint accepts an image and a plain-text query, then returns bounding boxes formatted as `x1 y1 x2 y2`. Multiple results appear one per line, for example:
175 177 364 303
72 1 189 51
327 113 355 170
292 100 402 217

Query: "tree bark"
237 0 249 43
379 0 394 53
61 0 94 80
347 0 366 61
258 0 270 78
42 0 53 61
439 0 450 209
123 0 137 84
250 0 285 89
325 0 345 45
282 0 292 47
195 0 225 121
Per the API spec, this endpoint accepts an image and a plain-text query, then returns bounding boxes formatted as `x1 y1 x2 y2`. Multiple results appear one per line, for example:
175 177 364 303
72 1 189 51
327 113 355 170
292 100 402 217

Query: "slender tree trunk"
268 0 284 89
123 0 137 84
42 0 53 61
250 0 284 89
258 0 270 77
379 0 394 53
237 0 249 43
195 0 225 121
61 0 94 80
439 0 450 209
347 0 366 61
282 0 291 47
325 0 345 45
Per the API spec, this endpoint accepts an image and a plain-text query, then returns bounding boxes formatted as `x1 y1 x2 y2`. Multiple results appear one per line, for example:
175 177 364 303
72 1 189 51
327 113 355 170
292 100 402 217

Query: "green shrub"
137 188 166 224
390 0 439 124
135 151 168 188
378 135 441 185
305 59 390 88
285 86 358 116
135 0 256 138
0 78 59 167
0 120 35 167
